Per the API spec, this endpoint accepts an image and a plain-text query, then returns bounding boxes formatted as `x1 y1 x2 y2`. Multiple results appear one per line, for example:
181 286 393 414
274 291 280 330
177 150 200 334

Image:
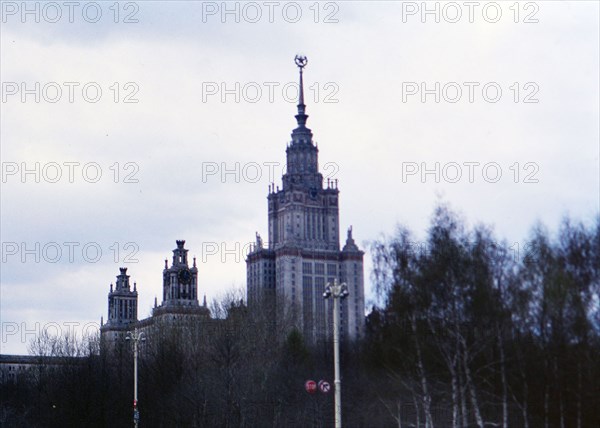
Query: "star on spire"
293 54 310 132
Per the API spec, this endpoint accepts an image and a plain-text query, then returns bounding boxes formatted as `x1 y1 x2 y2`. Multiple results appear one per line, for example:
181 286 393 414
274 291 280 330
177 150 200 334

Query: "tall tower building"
246 56 365 343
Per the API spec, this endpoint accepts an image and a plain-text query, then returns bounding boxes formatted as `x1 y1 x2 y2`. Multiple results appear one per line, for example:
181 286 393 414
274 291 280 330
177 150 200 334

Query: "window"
303 262 312 274
315 263 324 275
327 264 337 276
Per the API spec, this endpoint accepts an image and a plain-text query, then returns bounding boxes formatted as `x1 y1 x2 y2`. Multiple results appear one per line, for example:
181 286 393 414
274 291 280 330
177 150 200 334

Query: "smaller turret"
105 267 138 326
342 226 360 252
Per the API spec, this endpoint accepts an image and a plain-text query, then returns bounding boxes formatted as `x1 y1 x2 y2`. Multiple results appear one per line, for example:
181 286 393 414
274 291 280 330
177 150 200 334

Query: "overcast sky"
1 1 598 354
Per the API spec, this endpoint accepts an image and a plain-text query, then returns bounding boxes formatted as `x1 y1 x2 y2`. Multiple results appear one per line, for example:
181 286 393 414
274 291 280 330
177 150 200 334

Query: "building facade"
100 240 210 345
246 57 365 343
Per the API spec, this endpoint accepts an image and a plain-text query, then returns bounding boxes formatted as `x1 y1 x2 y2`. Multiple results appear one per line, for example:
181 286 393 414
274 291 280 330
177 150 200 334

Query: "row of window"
110 298 136 321
302 262 339 275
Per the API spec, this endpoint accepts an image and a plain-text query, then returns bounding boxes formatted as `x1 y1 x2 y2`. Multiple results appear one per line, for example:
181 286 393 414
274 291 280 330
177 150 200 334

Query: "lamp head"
340 284 349 299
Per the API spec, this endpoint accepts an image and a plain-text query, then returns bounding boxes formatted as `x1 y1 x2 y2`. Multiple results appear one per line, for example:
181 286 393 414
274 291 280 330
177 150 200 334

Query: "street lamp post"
126 329 145 427
323 278 349 428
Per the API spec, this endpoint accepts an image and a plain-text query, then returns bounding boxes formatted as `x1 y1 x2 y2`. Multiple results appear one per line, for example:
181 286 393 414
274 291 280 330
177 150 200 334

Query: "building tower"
161 240 199 307
246 56 365 343
100 267 138 342
152 240 210 321
100 241 210 347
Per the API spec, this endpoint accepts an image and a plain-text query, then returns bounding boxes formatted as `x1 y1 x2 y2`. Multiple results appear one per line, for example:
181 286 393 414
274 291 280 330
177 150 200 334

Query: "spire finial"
294 54 309 128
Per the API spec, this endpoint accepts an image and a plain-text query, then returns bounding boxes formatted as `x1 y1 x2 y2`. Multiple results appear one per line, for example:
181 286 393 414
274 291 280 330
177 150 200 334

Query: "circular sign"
305 380 317 394
318 380 331 393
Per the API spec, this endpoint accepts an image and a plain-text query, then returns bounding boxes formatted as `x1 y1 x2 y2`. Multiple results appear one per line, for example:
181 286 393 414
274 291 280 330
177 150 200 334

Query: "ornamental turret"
161 240 199 306
106 267 138 325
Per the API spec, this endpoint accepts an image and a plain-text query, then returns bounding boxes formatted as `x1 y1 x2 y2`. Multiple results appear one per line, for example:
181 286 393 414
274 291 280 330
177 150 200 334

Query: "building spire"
294 54 309 129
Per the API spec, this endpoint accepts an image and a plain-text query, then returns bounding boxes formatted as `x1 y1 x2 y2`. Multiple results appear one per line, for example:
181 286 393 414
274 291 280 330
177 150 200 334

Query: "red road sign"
305 380 317 394
318 380 331 393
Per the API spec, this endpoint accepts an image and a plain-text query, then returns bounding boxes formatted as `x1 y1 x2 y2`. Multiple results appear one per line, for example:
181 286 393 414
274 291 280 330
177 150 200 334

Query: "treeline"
1 205 599 427
366 204 600 427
